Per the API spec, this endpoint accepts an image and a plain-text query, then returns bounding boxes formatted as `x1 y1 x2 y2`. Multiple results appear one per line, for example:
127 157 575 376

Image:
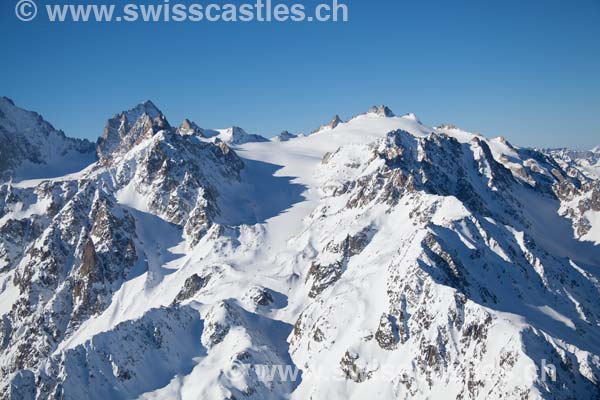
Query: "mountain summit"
96 100 171 161
368 104 395 117
0 97 96 181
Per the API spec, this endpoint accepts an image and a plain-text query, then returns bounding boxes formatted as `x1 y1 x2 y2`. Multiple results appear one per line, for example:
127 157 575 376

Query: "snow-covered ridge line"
0 97 97 183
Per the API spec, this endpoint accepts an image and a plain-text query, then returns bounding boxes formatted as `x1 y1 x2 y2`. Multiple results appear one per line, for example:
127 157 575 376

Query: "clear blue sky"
1 0 599 148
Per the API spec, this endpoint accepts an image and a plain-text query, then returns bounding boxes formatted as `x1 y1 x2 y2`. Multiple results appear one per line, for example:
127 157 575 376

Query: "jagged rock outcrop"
368 105 395 117
306 226 373 297
339 351 374 383
177 118 204 136
173 273 210 304
96 100 170 161
375 313 401 350
4 183 139 374
312 114 344 134
245 286 274 307
272 130 298 142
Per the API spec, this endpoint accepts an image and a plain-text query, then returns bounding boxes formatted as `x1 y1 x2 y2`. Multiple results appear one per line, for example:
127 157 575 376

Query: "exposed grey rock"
246 286 274 306
307 227 373 297
375 313 401 350
173 273 210 303
339 351 372 383
96 100 170 161
177 118 203 136
311 114 343 134
368 105 395 117
272 130 298 142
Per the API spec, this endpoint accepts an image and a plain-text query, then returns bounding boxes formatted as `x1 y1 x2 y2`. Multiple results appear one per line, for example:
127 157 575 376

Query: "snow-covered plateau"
0 96 599 399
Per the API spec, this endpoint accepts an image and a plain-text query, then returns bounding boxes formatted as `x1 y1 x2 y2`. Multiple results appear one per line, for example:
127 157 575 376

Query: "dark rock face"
202 301 237 348
0 218 41 273
339 351 372 383
307 227 373 298
329 115 343 129
422 344 438 367
306 260 343 298
273 131 298 142
72 238 100 307
79 239 98 279
96 100 170 161
423 233 469 293
368 105 395 117
247 286 274 306
375 313 401 350
173 274 210 303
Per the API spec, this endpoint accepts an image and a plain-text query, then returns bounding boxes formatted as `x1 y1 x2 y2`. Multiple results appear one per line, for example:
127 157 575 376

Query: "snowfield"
0 99 599 399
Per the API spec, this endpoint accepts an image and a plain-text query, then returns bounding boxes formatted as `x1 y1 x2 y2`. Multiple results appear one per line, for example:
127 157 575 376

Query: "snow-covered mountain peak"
214 126 269 145
124 100 162 124
311 114 344 134
96 101 171 161
367 105 395 117
400 112 420 123
331 114 343 126
178 118 203 136
0 98 96 182
0 96 59 135
272 130 298 142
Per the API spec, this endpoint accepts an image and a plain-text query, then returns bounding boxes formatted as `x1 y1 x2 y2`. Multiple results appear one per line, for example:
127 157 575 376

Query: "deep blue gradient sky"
1 0 599 148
